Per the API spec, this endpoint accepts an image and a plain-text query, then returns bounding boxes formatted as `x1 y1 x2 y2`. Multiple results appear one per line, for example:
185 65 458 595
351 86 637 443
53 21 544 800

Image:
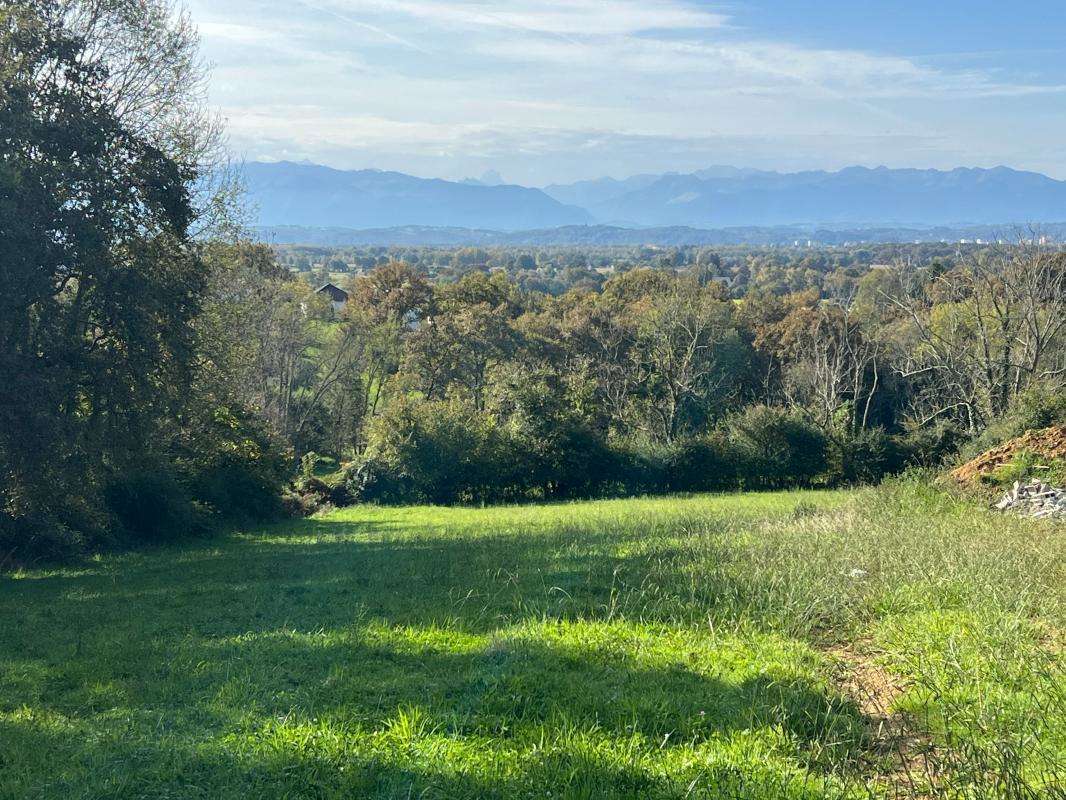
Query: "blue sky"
188 0 1066 184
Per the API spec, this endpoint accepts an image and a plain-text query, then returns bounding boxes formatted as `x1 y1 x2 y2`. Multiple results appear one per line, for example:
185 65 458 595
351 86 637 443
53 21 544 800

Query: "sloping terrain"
1 486 1061 798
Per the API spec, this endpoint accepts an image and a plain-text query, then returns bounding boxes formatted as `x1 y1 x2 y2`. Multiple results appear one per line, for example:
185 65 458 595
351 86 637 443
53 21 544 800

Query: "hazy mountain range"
243 162 591 230
545 166 1066 228
244 162 1066 235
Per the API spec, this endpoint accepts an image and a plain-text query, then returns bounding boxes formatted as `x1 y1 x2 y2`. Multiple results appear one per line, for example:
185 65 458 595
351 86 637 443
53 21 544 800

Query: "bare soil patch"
829 642 938 798
951 425 1066 485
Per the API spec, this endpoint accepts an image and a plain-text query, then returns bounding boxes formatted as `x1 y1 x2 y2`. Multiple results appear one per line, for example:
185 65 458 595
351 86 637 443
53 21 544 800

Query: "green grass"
984 451 1066 489
1 481 1062 798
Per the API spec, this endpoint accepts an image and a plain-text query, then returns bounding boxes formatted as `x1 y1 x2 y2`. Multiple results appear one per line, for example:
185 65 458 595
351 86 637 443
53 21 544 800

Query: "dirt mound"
951 424 1066 484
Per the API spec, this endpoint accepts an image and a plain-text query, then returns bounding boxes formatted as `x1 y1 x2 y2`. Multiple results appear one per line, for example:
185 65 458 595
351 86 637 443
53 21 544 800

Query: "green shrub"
829 427 904 485
607 438 671 496
299 452 321 483
180 401 289 521
338 402 875 507
349 401 672 506
103 462 208 544
189 451 285 523
364 398 519 504
0 512 87 566
726 406 829 489
663 435 740 492
524 423 633 500
339 455 417 506
985 452 1066 488
895 419 967 467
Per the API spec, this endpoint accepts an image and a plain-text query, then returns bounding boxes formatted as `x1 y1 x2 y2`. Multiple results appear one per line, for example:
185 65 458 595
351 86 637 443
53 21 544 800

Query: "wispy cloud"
188 0 1066 181
295 0 433 53
347 0 727 37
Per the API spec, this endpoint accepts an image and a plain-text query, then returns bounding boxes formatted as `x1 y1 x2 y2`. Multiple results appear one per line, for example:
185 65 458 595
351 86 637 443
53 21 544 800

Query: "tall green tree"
0 0 225 546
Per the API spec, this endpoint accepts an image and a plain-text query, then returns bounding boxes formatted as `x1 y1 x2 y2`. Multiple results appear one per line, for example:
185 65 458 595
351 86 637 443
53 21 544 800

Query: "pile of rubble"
994 480 1066 520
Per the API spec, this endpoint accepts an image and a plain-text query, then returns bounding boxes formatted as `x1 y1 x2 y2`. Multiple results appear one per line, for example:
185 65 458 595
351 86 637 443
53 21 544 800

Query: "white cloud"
188 0 1066 181
344 0 727 36
198 21 279 46
470 29 1065 101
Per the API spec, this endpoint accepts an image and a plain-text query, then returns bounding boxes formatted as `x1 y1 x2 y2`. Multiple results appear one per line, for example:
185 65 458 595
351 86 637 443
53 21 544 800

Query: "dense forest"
1 0 1064 561
273 244 1066 508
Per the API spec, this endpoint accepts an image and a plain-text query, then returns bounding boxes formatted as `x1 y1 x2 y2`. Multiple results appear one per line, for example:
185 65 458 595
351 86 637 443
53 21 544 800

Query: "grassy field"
1 479 1062 799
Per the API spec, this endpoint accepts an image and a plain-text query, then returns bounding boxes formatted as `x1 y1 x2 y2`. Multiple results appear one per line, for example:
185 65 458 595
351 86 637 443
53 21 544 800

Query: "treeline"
280 240 983 298
278 251 1064 510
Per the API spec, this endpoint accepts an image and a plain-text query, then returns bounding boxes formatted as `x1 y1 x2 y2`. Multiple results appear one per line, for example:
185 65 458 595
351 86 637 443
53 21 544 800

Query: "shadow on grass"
0 632 867 799
0 512 872 799
4 518 683 634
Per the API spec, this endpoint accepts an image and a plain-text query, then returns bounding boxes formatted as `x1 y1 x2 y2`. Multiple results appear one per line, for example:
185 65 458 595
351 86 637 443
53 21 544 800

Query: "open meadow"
1 480 1062 799
5 2 1066 798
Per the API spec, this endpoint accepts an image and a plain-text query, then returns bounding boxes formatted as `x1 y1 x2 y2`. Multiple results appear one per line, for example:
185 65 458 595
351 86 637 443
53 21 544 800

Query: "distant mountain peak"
461 168 506 187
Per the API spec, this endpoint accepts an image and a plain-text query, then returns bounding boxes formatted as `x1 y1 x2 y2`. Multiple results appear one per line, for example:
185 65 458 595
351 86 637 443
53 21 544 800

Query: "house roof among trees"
316 282 349 302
